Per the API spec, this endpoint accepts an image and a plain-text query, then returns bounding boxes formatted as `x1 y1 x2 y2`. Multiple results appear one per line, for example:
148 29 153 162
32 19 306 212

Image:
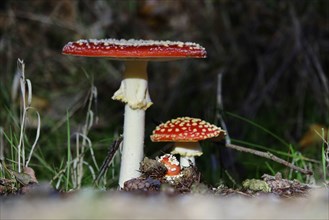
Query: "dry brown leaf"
299 124 328 149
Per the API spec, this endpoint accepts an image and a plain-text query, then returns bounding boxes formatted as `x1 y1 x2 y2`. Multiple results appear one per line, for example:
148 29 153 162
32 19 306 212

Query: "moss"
242 179 271 193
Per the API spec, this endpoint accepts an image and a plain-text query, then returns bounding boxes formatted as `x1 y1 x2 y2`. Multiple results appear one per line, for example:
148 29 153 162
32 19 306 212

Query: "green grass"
226 112 290 148
320 128 329 184
225 111 326 184
0 59 118 192
65 110 71 191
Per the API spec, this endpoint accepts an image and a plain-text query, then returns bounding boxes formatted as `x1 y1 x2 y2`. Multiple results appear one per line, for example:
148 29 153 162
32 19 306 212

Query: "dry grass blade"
25 107 41 167
11 70 20 103
73 132 99 171
0 127 4 177
0 127 3 161
26 79 32 106
83 161 96 181
16 59 25 172
87 110 94 130
13 59 41 172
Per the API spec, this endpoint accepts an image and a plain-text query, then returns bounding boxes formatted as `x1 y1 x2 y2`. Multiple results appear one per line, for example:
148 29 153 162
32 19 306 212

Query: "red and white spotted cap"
158 154 181 176
150 117 226 142
62 39 206 60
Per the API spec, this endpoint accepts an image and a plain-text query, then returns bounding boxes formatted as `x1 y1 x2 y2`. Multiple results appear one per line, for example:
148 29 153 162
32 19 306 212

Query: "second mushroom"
151 117 226 167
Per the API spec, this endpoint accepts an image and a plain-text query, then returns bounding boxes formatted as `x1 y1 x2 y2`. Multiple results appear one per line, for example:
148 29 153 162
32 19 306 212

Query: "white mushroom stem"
113 61 153 188
118 105 145 187
180 156 195 168
171 142 203 168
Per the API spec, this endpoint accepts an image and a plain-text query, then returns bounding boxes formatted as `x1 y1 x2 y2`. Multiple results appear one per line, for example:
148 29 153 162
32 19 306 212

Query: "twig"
225 143 313 175
94 136 123 186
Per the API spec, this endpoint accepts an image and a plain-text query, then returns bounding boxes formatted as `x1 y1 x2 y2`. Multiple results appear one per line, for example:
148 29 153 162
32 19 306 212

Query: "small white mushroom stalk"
113 61 153 188
171 142 203 167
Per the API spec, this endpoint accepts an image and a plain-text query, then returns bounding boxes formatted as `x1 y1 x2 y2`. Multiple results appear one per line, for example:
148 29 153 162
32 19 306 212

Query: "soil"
122 157 313 198
0 158 328 219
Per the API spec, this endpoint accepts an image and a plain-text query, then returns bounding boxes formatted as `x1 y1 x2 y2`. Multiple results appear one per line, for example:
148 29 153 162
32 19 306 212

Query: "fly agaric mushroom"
158 154 181 177
151 117 226 167
62 39 206 187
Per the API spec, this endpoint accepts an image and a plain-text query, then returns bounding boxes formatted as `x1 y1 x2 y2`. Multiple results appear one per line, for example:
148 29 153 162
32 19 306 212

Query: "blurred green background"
0 0 328 188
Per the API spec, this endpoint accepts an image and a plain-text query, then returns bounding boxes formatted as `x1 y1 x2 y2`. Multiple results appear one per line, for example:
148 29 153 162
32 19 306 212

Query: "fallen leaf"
299 124 328 149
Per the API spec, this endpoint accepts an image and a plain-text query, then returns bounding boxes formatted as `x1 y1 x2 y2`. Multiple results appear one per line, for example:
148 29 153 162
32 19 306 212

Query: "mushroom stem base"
118 105 145 188
180 156 195 167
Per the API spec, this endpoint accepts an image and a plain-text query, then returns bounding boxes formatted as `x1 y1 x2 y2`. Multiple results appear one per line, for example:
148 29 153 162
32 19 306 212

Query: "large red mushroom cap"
150 117 226 142
62 39 206 60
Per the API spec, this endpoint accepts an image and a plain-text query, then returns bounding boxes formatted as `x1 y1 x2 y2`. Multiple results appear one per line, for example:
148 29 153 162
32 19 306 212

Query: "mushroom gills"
171 142 203 167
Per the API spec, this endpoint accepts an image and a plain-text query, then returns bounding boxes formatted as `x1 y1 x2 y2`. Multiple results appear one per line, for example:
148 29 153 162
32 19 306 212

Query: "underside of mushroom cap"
62 39 207 60
171 142 203 157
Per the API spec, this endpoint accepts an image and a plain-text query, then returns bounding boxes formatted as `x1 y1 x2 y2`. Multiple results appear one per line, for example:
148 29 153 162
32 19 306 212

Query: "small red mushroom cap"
158 154 181 176
150 117 226 142
62 39 206 60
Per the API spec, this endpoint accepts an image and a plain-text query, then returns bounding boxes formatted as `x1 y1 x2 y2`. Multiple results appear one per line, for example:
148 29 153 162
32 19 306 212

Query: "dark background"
0 0 328 186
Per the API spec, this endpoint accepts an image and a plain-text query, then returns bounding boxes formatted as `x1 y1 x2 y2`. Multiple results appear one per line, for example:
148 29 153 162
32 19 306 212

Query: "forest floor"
1 158 328 219
1 184 328 219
